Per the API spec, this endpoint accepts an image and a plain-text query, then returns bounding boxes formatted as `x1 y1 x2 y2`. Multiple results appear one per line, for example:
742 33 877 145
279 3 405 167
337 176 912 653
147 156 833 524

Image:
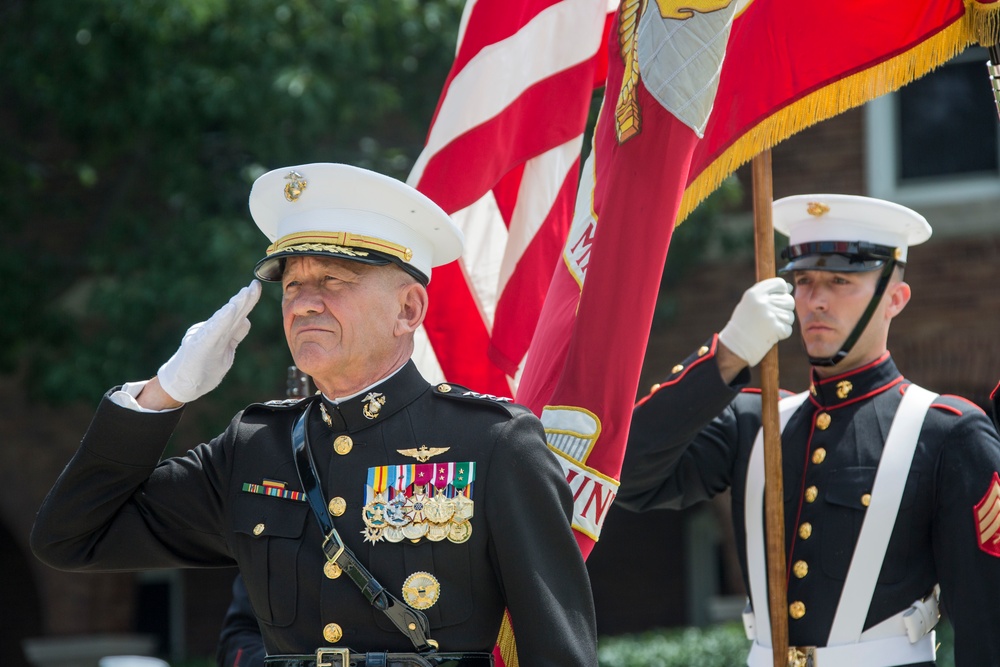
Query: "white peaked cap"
773 193 931 271
249 163 463 284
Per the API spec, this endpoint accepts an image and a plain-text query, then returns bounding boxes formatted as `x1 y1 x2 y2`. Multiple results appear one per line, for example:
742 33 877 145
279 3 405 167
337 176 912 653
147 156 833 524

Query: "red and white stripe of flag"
407 0 615 396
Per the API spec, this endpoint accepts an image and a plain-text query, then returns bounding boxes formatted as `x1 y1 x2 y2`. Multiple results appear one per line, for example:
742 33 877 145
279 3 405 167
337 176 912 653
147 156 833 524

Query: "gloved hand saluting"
718 277 795 367
157 281 262 404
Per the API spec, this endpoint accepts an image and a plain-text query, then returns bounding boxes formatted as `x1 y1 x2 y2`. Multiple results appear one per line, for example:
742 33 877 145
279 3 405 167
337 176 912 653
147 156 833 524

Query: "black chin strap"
808 259 898 367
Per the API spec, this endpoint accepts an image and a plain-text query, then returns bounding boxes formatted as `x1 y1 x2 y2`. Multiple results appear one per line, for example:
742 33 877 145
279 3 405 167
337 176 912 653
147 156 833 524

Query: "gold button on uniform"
804 486 818 503
789 601 806 619
324 560 342 579
323 623 343 643
253 523 265 536
650 383 661 393
816 412 831 430
437 383 452 393
812 448 827 464
698 345 709 356
798 522 812 540
793 560 809 579
671 364 684 374
334 435 353 456
328 497 347 516
861 493 872 507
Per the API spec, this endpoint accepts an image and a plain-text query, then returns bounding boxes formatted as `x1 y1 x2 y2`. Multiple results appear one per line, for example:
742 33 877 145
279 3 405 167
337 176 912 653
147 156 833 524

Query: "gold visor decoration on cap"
272 243 370 258
283 171 307 202
267 231 412 265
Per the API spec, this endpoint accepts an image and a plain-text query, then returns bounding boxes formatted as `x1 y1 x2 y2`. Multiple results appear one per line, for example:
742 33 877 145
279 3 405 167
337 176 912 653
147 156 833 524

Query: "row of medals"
361 487 473 544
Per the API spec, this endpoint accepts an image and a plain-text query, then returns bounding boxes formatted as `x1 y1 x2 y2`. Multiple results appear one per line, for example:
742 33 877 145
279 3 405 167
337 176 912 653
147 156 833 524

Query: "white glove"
157 281 262 403
718 277 795 367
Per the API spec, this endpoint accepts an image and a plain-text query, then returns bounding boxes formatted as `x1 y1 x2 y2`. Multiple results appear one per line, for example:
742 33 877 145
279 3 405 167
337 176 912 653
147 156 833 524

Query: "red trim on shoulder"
901 383 986 415
637 335 721 406
739 387 795 397
936 394 985 415
992 381 1000 401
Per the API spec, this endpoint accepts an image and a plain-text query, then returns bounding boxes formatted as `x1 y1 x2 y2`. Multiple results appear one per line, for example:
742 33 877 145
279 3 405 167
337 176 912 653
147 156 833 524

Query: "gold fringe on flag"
675 12 984 225
495 610 519 667
967 0 1000 46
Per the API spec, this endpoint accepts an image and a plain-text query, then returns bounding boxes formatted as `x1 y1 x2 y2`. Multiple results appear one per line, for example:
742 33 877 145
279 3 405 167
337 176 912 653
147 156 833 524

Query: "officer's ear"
884 279 911 320
395 281 428 336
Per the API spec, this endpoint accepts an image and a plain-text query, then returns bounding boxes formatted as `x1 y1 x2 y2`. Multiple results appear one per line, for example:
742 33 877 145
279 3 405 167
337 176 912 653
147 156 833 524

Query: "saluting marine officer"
617 194 1000 666
31 163 598 667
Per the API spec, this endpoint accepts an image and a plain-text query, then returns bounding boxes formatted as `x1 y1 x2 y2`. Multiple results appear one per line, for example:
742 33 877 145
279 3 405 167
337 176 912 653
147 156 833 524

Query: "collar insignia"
319 402 333 427
363 392 386 419
836 380 853 399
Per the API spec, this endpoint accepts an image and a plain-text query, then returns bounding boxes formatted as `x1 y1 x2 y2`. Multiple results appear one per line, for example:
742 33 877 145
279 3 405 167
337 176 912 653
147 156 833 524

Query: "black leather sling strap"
292 403 437 653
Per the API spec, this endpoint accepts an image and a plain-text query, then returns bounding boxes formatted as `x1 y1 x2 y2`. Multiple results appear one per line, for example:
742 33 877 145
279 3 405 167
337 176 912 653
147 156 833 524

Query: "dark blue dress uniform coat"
31 361 598 666
617 337 1000 667
217 575 266 667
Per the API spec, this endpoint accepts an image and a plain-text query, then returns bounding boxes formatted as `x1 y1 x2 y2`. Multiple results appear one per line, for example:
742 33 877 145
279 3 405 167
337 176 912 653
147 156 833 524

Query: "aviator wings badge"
397 445 451 463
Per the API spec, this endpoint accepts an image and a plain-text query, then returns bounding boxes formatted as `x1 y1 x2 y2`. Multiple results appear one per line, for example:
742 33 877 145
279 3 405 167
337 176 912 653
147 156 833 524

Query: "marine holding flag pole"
988 44 1000 121
751 149 789 667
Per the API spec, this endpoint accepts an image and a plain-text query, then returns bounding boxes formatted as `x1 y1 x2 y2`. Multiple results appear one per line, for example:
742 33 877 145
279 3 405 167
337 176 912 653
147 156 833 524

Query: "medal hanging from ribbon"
362 461 476 544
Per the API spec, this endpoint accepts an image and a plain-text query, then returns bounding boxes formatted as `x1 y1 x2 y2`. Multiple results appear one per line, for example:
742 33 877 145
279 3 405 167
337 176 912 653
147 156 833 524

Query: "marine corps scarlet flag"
518 0 1000 560
677 0 1000 220
517 0 746 558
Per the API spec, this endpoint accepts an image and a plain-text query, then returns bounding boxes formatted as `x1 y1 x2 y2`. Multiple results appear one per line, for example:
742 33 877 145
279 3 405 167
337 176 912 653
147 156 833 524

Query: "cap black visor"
778 241 901 274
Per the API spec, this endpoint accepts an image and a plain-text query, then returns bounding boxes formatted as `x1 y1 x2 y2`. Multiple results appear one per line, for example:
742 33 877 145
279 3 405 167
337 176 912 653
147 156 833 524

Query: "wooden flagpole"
751 149 789 667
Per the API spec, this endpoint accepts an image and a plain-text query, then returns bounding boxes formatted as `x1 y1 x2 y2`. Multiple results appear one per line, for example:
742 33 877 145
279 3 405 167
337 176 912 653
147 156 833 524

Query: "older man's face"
280 255 410 393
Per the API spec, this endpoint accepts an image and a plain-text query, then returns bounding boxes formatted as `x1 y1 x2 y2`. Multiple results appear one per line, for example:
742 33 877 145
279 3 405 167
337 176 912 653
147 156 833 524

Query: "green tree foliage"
598 623 749 667
596 619 955 667
0 0 463 418
651 175 747 330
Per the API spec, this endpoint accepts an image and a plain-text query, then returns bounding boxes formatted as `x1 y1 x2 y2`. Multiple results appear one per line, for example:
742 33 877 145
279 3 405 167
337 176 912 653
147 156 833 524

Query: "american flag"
407 0 614 396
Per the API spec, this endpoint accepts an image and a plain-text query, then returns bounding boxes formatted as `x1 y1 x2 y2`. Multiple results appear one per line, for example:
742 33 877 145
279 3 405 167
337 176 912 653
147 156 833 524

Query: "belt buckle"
787 646 816 667
316 648 350 667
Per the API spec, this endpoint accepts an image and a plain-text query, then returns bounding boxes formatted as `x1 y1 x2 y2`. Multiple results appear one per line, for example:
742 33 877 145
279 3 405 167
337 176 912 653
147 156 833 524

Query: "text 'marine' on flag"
519 0 999 560
406 0 615 396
